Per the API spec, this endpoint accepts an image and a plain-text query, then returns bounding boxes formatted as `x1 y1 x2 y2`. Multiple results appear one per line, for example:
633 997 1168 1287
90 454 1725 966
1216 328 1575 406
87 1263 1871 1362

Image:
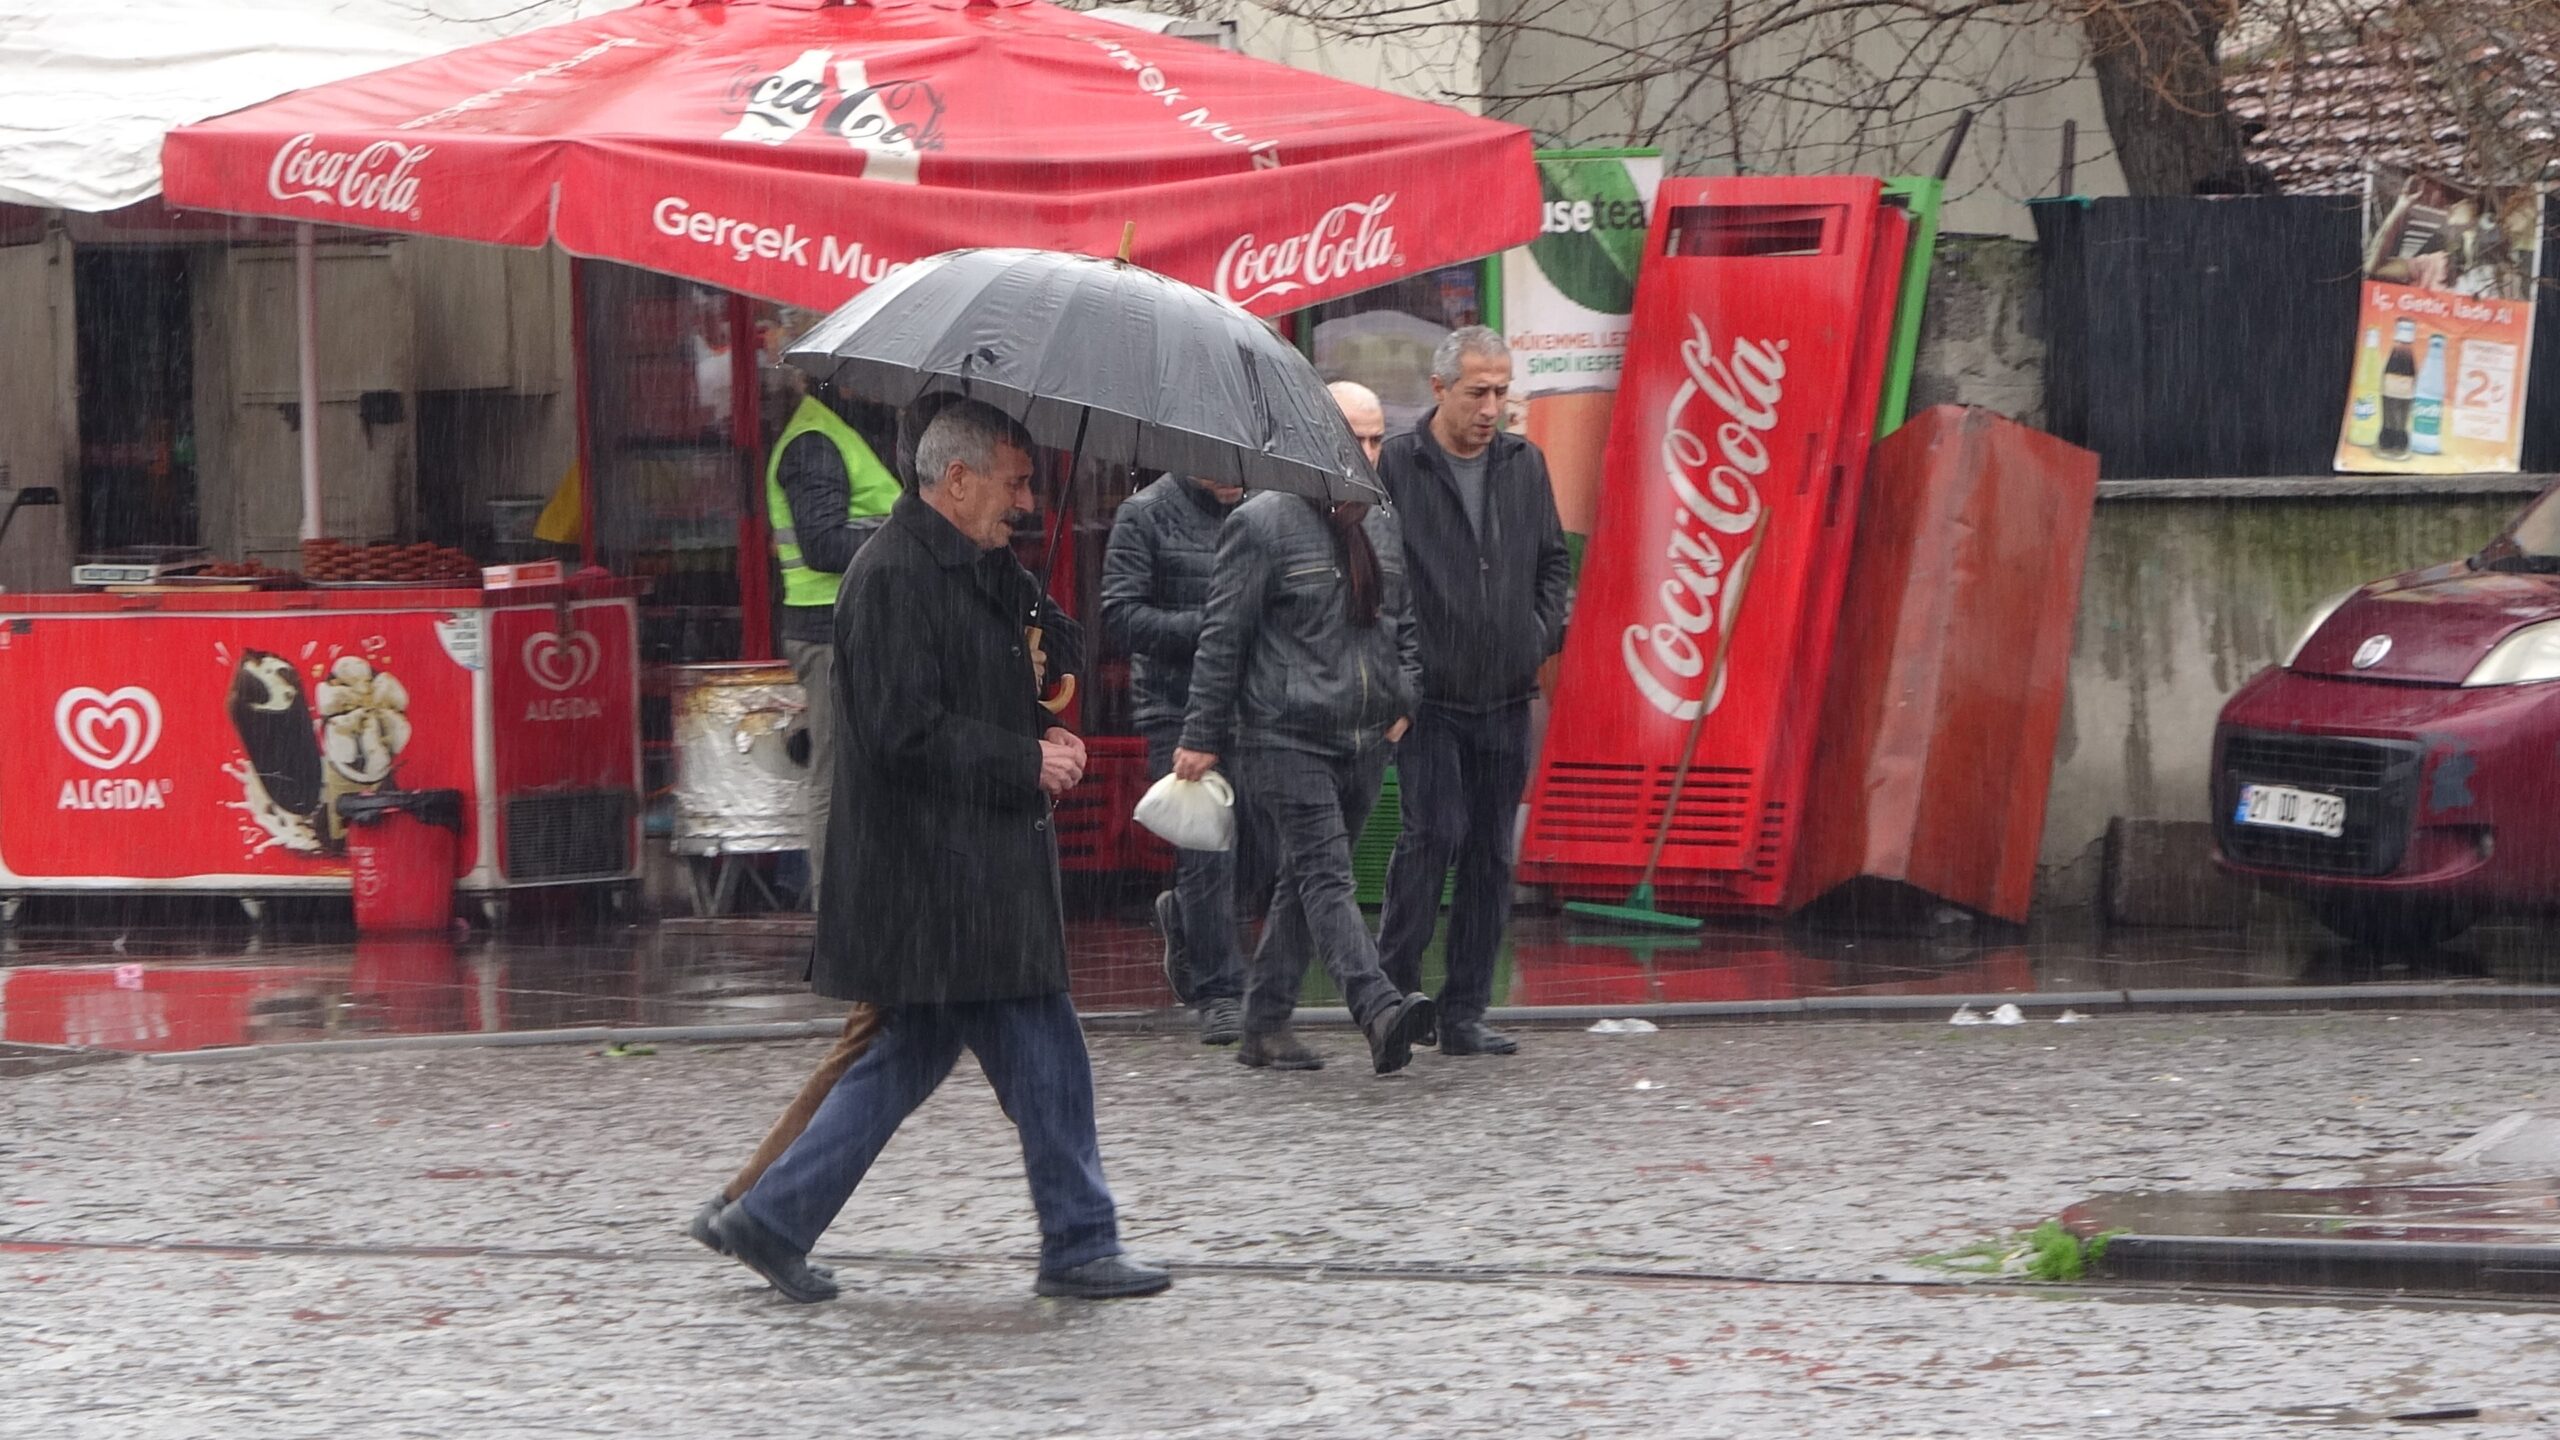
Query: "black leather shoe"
1439 1019 1519 1056
709 1203 839 1304
1036 1254 1172 1299
692 1195 832 1281
1364 992 1437 1075
1238 1025 1324 1070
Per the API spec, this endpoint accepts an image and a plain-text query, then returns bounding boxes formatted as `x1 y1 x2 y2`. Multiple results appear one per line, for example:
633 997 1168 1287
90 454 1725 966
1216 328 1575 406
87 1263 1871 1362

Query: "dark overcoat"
810 490 1068 1005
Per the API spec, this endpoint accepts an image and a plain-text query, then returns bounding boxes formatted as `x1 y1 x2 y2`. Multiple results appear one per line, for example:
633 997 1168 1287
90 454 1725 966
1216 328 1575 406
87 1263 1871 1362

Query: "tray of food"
302 539 481 587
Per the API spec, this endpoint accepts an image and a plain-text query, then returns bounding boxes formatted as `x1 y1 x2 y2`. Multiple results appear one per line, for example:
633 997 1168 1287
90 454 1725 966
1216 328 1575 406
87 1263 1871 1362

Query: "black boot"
709 1203 840 1304
691 1195 833 1281
1363 992 1437 1075
1438 1019 1519 1056
1036 1254 1173 1299
1238 1025 1324 1070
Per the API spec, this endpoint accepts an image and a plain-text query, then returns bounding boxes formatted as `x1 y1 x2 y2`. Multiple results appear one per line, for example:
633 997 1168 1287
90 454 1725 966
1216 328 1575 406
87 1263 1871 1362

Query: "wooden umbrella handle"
1027 625 1077 714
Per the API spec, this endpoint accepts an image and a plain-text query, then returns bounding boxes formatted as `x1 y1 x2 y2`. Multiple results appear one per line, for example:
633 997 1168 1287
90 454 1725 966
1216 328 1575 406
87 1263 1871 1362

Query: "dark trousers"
1140 725 1244 1003
1233 744 1399 1032
738 992 1122 1272
1377 701 1532 1024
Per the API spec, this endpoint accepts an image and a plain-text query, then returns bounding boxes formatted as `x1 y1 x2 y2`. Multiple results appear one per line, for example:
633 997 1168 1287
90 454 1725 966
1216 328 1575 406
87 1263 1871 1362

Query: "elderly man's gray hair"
914 398 1035 489
1431 325 1511 385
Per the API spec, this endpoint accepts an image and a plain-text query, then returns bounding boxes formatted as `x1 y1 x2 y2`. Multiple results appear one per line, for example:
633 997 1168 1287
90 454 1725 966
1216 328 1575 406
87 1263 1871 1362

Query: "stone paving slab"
6 1012 2559 1435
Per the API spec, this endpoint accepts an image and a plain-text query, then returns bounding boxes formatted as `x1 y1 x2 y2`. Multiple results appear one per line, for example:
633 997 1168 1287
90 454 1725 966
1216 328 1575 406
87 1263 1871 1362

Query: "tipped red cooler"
338 789 465 933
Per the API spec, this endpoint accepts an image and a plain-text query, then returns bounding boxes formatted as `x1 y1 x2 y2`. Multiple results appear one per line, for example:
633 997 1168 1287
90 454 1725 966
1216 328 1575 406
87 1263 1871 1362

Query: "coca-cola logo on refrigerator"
721 49 945 184
1620 315 1787 723
266 135 431 219
1215 195 1402 307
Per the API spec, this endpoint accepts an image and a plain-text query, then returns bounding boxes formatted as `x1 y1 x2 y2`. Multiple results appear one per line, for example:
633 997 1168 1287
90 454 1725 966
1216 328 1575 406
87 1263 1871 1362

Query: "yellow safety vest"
765 395 901 609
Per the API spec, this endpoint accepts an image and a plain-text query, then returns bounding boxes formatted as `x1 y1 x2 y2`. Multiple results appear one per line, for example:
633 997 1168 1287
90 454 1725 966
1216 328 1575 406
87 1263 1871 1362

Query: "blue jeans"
1377 702 1531 1024
738 992 1122 1272
1232 744 1399 1032
1141 725 1244 1002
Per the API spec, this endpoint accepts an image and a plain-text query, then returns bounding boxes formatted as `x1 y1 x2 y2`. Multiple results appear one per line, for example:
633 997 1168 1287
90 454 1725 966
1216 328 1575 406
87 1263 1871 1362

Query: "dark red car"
2214 487 2560 947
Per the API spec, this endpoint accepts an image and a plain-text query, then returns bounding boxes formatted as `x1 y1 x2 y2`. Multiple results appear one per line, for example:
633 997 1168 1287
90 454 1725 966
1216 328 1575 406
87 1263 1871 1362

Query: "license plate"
2236 783 2346 839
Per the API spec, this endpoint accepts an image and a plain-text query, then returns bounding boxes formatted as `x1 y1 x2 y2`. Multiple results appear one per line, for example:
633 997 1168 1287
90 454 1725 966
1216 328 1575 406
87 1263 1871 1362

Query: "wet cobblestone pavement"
6 904 2559 1054
7 1010 2559 1435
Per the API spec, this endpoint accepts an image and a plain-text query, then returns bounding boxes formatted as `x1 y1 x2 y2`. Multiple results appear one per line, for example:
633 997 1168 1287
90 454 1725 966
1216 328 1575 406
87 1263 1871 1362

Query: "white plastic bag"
1132 771 1236 852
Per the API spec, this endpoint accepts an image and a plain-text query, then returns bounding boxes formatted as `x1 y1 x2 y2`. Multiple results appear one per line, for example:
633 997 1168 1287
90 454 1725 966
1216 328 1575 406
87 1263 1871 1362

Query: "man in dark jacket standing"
706 399 1168 1304
1102 472 1246 1044
1375 327 1572 1058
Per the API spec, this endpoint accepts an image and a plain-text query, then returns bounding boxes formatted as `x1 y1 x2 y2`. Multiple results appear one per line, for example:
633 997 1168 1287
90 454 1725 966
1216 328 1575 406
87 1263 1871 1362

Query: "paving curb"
2098 1234 2560 1301
122 984 2560 1064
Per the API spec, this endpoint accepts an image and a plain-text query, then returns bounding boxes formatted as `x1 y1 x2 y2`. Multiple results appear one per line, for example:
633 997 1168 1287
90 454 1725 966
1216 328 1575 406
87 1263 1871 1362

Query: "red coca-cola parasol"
159 0 1539 315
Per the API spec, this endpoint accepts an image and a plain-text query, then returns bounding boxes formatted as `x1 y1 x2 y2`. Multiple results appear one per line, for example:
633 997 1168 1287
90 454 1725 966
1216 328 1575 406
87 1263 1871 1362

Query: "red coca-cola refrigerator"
1521 176 1908 910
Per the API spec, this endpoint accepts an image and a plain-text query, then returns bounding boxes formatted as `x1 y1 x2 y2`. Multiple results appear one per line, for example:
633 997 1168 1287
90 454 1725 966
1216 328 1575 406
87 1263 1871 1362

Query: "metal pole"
295 223 323 541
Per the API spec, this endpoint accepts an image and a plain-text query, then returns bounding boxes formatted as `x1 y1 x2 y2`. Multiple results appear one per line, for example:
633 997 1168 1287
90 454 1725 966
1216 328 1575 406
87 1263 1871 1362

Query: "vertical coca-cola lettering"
1621 316 1788 721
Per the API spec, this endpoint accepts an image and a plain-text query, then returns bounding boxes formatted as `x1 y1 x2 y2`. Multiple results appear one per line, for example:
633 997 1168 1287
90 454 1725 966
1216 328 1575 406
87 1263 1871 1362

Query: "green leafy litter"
1916 1222 2124 1282
600 1041 657 1059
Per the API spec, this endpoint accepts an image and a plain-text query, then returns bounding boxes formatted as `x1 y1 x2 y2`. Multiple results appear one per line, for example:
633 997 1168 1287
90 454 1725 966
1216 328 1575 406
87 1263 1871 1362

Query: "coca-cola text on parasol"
160 0 1537 315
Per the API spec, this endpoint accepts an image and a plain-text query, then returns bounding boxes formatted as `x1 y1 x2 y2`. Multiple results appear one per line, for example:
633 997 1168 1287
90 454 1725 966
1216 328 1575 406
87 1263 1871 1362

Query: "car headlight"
2465 619 2560 686
2284 590 2355 668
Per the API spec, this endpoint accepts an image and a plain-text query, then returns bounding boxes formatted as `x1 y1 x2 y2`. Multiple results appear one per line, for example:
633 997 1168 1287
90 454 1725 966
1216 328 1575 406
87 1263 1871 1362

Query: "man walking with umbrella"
704 398 1168 1303
1375 327 1572 1057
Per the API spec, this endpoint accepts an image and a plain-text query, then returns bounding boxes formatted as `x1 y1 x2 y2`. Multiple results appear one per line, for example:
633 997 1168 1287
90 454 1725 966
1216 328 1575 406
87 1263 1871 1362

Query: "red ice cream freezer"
1520 176 1909 910
0 579 643 921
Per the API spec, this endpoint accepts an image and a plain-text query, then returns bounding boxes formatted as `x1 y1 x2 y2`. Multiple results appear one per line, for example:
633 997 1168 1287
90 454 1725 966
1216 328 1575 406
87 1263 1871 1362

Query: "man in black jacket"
1102 472 1246 1043
1375 327 1572 1058
705 399 1168 1305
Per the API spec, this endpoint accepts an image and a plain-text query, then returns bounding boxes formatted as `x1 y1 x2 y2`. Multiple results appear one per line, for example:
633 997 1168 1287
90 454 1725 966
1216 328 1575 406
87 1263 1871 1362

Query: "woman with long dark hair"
1173 493 1436 1074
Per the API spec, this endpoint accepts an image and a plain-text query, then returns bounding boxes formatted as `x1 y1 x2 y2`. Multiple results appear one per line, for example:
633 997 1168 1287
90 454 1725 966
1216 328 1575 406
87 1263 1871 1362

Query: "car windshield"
2473 487 2560 572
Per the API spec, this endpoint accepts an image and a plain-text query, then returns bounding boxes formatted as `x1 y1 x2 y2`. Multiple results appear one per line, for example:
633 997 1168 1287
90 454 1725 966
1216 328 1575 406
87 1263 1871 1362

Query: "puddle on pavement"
3 898 2558 1055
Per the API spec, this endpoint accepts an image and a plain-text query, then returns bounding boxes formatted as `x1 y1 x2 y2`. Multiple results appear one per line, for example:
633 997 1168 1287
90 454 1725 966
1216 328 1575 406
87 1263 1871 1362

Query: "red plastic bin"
338 790 465 933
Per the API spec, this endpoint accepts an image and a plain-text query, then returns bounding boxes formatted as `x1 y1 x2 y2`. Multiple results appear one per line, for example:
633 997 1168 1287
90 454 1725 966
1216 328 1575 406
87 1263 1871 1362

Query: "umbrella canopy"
158 0 1539 316
787 246 1380 501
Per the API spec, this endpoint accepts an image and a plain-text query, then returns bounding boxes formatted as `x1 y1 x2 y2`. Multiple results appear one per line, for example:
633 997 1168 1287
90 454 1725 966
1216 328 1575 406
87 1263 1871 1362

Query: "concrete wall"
1906 235 2045 427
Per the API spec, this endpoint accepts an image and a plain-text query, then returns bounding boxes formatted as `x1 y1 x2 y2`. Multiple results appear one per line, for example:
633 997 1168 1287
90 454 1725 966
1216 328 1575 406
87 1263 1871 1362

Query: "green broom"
1566 510 1766 933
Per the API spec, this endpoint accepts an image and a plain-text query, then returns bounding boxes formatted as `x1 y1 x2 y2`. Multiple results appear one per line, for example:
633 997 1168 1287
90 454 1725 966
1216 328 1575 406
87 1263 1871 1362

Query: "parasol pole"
295 224 324 542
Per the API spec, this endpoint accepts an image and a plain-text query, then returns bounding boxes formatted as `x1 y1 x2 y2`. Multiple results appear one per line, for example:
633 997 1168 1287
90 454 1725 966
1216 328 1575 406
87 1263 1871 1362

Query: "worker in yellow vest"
767 383 903 908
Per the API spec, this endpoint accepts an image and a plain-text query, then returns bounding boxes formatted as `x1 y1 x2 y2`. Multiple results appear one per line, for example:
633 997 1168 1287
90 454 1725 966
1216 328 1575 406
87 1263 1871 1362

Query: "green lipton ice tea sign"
1501 150 1663 536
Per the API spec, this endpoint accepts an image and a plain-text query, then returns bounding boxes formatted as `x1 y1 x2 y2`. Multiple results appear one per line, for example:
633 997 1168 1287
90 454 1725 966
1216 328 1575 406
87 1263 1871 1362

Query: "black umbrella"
783 246 1383 506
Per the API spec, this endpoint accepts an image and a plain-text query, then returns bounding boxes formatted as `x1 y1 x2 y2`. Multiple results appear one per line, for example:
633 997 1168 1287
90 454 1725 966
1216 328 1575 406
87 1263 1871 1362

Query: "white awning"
0 0 630 212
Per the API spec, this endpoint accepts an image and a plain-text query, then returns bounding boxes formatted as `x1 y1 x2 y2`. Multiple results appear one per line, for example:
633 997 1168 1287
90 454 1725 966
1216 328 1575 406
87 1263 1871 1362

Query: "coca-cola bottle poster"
2335 164 2542 475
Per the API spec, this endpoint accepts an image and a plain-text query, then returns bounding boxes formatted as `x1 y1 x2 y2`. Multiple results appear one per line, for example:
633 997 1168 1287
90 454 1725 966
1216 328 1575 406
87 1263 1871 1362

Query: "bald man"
1329 381 1387 469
